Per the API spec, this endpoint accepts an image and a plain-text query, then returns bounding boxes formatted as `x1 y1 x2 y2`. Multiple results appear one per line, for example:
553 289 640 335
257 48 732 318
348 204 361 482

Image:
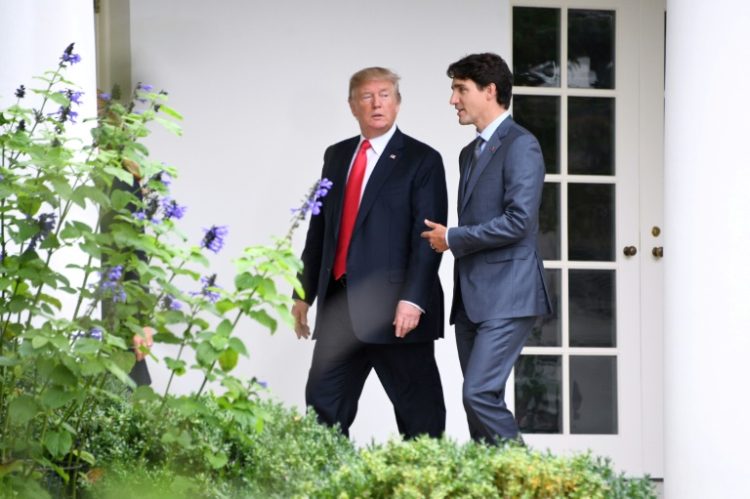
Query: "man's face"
349 79 400 139
449 78 495 131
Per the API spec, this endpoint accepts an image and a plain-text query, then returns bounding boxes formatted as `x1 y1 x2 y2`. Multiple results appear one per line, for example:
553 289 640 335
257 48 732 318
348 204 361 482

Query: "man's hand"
393 301 422 338
421 219 448 253
292 299 311 339
133 326 154 361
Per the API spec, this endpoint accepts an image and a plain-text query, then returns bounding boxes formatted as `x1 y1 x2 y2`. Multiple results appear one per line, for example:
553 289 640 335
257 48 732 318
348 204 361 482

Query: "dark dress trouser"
454 290 535 441
305 278 445 438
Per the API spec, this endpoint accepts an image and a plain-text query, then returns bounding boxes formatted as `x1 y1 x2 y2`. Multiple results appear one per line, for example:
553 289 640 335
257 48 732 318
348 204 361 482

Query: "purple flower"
113 289 127 303
156 171 172 187
258 380 268 389
316 178 333 197
50 106 78 124
89 327 104 341
191 274 221 303
201 225 228 254
135 192 162 223
306 200 322 215
61 89 84 106
26 213 57 252
106 265 123 282
162 295 182 311
97 265 127 303
98 92 111 101
137 83 154 92
162 199 187 220
15 85 25 99
292 178 333 219
60 43 81 65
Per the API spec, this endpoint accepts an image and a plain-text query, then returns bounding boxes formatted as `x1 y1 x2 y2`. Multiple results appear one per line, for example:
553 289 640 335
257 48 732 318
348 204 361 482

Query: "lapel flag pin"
390 154 396 159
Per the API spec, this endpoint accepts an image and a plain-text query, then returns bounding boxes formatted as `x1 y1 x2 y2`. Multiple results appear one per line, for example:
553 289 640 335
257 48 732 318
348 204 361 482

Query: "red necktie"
333 139 371 279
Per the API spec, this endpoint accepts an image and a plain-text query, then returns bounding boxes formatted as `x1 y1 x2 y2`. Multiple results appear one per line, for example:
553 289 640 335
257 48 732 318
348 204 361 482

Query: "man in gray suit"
422 52 552 443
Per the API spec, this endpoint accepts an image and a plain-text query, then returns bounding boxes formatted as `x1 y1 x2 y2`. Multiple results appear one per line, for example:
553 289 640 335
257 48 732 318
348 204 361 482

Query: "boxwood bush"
81 397 655 499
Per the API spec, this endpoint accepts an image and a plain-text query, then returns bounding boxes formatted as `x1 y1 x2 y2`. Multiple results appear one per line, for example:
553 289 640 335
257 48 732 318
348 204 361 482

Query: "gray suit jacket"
448 117 552 324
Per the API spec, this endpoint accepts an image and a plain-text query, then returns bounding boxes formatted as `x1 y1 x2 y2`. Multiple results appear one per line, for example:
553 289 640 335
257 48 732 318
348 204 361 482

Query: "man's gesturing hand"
421 219 448 253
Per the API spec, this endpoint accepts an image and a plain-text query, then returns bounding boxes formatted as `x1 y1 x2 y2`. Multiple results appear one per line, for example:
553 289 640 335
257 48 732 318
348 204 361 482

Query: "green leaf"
72 185 110 208
48 92 70 106
38 293 62 310
44 430 73 458
165 357 187 375
249 309 278 333
111 188 137 211
132 385 160 403
0 355 20 367
104 359 136 390
209 334 228 351
216 319 233 338
32 336 49 349
72 449 96 466
218 348 239 372
8 395 40 425
195 341 219 366
49 178 73 199
41 387 77 409
155 116 183 136
204 450 228 469
158 105 184 120
228 337 248 357
49 364 78 386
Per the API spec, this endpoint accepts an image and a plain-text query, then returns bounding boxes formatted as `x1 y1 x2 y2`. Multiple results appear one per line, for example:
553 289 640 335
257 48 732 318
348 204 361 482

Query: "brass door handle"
623 246 637 257
652 246 663 258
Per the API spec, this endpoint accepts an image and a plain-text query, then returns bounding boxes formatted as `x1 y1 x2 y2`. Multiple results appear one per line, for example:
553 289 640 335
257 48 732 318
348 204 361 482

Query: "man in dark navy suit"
292 67 447 438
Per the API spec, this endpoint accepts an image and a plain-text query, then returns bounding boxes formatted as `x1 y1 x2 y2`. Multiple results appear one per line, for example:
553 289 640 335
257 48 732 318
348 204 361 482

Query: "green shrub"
81 398 654 499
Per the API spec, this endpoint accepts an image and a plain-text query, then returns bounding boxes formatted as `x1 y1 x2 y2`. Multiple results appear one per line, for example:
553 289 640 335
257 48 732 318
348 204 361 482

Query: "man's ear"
485 82 497 101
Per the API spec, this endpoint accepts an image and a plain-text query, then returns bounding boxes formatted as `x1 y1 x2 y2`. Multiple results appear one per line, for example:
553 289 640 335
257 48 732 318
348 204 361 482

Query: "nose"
449 92 458 106
372 95 382 108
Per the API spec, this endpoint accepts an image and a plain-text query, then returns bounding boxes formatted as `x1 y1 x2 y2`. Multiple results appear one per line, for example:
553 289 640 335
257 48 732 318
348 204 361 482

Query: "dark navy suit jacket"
298 128 448 344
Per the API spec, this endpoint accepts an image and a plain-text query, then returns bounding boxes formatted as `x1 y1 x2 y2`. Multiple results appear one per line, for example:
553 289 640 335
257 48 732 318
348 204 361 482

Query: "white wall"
128 0 511 444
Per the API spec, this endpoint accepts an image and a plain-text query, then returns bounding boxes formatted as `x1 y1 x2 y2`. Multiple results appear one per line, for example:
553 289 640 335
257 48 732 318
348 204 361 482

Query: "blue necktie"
463 137 485 196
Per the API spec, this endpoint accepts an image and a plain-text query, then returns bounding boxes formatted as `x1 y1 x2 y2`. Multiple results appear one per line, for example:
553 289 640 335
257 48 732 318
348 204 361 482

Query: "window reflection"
570 356 618 434
514 95 560 174
568 9 616 89
515 355 562 433
513 7 561 87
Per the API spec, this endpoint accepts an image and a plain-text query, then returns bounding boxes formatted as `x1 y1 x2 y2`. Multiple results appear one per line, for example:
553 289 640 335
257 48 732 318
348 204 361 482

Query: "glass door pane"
513 5 621 437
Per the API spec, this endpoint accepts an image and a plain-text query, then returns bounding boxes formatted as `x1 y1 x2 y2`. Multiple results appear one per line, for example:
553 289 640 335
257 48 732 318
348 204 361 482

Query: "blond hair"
348 67 401 102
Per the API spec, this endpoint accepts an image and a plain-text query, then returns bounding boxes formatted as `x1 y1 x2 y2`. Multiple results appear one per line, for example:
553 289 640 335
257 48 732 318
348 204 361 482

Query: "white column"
664 1 750 497
0 0 96 119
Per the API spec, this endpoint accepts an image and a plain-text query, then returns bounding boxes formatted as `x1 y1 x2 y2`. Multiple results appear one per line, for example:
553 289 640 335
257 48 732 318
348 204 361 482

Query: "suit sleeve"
400 148 448 308
293 148 332 305
448 133 545 259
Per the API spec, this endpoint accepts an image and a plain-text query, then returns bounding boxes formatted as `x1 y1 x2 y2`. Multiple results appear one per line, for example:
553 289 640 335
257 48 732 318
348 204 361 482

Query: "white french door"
508 0 665 476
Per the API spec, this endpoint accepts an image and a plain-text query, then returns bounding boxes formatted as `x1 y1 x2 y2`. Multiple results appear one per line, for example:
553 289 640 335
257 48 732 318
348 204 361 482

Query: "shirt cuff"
399 300 425 314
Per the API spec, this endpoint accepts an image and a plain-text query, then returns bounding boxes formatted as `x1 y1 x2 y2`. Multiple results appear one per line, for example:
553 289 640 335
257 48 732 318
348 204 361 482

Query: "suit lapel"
353 128 404 234
459 117 514 214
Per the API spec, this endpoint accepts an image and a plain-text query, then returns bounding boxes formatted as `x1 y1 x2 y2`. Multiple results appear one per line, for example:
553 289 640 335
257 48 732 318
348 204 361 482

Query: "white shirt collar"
361 123 397 154
477 110 510 142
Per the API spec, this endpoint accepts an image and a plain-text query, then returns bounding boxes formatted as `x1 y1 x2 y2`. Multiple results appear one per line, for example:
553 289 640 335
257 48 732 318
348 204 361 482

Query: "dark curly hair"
447 53 513 109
